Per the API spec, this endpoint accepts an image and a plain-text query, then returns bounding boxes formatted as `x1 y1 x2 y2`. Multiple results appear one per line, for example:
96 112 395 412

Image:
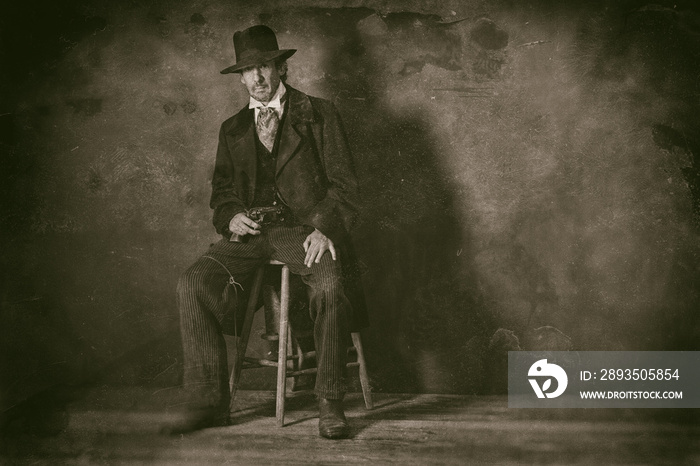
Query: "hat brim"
220 49 296 74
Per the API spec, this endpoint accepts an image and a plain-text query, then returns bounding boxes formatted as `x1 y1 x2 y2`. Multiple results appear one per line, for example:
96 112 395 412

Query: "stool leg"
351 332 373 410
276 265 291 427
229 266 265 411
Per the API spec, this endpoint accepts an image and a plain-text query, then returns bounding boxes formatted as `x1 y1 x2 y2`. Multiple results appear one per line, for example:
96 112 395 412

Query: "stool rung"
286 362 367 375
242 361 266 369
242 347 357 368
243 358 362 370
287 367 318 377
245 358 279 368
243 352 314 365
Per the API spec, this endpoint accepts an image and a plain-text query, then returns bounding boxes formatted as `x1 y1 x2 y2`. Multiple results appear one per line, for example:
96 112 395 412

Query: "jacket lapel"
276 86 315 176
226 108 257 204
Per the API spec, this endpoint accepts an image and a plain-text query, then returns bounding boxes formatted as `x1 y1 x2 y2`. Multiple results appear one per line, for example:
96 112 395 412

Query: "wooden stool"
229 260 373 427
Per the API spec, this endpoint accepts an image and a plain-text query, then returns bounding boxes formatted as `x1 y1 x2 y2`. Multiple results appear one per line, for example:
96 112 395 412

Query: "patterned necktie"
256 107 279 152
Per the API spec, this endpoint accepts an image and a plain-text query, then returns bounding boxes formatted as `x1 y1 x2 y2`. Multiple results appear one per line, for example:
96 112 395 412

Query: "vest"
253 102 288 207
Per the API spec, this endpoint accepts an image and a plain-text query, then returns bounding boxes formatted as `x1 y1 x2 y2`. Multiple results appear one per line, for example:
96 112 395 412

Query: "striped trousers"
177 224 350 412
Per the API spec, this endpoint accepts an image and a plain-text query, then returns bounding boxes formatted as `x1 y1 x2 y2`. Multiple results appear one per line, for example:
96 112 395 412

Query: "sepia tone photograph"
1 0 699 464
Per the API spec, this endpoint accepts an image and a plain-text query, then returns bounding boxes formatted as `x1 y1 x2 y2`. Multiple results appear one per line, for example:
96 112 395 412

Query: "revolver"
230 206 286 243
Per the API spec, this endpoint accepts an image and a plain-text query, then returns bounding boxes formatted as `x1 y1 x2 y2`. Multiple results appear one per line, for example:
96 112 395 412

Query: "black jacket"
210 86 368 329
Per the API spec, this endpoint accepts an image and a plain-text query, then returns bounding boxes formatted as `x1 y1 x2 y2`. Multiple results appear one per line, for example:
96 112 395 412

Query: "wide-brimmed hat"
220 25 296 74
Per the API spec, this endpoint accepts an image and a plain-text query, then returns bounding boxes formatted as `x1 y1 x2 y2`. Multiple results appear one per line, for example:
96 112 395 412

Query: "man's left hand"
303 229 337 268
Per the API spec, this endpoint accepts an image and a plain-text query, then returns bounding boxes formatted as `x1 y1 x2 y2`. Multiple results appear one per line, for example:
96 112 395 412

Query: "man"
169 25 364 439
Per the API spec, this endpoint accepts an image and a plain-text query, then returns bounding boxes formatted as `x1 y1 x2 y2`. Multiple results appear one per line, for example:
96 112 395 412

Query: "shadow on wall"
267 8 493 394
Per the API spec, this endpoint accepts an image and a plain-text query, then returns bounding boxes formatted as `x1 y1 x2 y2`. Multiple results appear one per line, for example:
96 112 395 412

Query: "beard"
248 83 275 103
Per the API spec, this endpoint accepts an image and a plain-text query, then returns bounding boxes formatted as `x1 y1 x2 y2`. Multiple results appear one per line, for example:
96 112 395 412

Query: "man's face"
239 61 281 103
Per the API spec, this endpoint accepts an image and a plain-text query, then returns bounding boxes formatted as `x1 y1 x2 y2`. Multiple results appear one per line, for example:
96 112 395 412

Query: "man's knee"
306 258 344 295
307 255 344 291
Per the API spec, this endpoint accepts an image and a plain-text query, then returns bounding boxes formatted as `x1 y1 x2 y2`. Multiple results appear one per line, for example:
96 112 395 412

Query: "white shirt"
249 82 286 122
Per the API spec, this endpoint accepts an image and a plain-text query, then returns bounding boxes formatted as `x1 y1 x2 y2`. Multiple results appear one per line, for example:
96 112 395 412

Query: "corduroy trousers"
177 224 350 412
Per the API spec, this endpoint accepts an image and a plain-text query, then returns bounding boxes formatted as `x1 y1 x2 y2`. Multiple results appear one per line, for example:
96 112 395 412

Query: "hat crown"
234 25 280 61
220 25 295 74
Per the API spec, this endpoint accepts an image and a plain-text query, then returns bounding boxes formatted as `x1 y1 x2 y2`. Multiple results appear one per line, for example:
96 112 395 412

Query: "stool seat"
228 260 372 427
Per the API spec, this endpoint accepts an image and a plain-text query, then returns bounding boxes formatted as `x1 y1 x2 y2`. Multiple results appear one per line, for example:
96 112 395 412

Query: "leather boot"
318 398 350 439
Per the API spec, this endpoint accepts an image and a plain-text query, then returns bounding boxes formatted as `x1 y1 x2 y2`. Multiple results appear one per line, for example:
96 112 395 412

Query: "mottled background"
2 0 700 425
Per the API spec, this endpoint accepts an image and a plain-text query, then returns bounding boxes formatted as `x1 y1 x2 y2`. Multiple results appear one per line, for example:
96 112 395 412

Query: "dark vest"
253 102 287 207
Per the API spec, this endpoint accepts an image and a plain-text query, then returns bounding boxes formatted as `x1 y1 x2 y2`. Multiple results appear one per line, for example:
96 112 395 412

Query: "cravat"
256 107 279 152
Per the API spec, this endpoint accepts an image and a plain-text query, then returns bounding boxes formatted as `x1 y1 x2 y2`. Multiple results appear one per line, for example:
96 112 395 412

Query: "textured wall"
2 0 700 416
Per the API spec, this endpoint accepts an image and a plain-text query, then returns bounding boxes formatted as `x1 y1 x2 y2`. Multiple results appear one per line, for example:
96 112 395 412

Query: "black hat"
220 25 296 74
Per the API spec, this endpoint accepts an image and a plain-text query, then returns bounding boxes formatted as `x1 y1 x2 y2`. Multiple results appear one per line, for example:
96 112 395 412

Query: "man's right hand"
228 212 262 238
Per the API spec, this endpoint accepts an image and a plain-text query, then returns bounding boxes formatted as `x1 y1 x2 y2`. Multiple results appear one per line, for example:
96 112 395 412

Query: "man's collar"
226 86 316 138
248 82 286 110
